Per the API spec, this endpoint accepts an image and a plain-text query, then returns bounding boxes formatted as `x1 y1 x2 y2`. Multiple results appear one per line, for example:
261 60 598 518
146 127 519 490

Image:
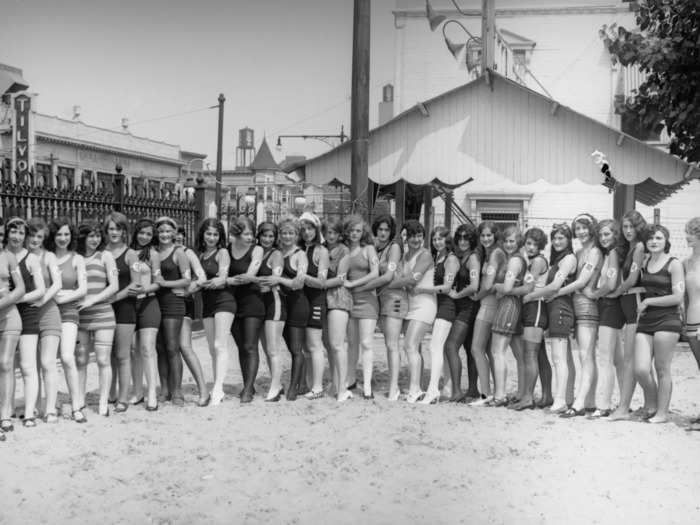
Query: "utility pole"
481 0 496 72
216 93 225 220
350 0 371 219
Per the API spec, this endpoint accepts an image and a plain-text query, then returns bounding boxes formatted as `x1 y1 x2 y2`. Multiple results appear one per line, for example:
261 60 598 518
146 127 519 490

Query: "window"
57 166 75 190
81 170 94 191
36 163 52 188
513 49 527 66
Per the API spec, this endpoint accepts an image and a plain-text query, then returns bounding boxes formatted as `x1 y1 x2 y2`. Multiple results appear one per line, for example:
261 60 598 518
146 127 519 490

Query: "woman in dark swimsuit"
226 216 264 403
197 218 236 406
634 224 684 424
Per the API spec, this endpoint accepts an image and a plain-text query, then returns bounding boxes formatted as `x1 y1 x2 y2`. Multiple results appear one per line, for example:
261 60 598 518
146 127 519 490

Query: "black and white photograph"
1 1 699 523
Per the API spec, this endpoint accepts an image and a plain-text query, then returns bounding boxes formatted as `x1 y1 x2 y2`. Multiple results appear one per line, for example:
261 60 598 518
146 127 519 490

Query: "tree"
601 0 700 162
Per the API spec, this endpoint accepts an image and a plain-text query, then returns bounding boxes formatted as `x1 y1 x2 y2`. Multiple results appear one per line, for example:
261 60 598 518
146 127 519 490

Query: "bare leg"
38 334 60 417
571 324 597 411
346 318 359 388
262 320 284 398
490 332 511 402
138 328 159 408
76 332 90 408
18 334 40 420
130 334 144 403
328 310 350 401
305 327 326 394
381 316 403 400
609 323 638 420
550 337 569 411
634 333 657 416
596 326 619 411
0 334 20 420
112 324 135 406
422 319 451 402
404 320 430 401
470 320 493 398
94 329 114 415
647 332 678 423
358 319 377 396
510 335 525 400
565 337 575 406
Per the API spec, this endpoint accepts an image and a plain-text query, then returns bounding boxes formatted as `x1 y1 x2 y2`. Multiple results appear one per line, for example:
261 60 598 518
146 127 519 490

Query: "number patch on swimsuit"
486 266 495 276
524 273 534 284
675 282 685 293
387 262 397 272
583 262 594 272
370 256 379 266
605 268 617 279
506 270 515 280
412 272 422 282
630 262 639 273
469 269 478 280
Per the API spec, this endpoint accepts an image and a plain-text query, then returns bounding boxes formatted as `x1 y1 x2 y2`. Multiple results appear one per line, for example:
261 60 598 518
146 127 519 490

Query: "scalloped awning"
289 72 696 200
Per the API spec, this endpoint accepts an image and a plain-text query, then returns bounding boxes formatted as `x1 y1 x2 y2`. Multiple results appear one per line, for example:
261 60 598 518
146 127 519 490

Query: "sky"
1 0 397 168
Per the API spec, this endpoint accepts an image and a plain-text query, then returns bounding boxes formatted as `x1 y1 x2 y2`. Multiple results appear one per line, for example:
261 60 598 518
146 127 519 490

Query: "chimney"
72 105 81 120
121 117 129 132
378 84 394 125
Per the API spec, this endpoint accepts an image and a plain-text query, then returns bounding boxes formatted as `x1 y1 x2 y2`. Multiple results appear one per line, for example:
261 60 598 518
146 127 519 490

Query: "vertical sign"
13 93 31 183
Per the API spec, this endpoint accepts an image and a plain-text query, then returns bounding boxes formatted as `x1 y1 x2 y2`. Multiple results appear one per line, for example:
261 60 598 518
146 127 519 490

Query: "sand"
1 332 700 525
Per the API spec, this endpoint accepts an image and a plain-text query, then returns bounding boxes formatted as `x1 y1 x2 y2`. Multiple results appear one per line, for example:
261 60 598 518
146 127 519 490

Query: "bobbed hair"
196 218 226 253
524 227 547 251
46 217 77 252
645 224 671 254
76 220 103 256
372 214 396 239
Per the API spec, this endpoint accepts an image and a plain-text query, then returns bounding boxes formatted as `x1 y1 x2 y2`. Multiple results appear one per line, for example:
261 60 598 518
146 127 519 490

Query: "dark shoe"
72 410 87 424
584 406 597 414
536 398 554 409
131 397 145 406
114 402 128 413
108 398 117 404
0 419 14 432
362 392 375 400
559 408 586 418
0 430 5 442
240 391 254 404
347 382 357 391
146 403 159 412
286 387 298 401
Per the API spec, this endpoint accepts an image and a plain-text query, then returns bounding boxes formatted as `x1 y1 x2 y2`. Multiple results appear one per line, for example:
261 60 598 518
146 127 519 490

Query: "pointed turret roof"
250 137 280 171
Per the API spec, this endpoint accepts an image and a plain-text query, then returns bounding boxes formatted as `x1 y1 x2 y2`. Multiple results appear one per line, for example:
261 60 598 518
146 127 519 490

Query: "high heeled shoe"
406 391 425 404
337 390 353 403
209 391 225 407
265 388 284 402
419 390 440 405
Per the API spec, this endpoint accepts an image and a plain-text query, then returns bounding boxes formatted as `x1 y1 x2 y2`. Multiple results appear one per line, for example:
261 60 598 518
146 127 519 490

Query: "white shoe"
468 395 494 407
406 391 425 404
419 389 440 405
337 390 353 403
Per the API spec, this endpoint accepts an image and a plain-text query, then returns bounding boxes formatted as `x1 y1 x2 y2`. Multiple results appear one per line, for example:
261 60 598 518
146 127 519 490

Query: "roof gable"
297 71 695 197
250 137 280 171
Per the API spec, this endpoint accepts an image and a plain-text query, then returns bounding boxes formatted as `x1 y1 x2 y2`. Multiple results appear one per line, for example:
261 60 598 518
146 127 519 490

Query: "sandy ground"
1 331 700 525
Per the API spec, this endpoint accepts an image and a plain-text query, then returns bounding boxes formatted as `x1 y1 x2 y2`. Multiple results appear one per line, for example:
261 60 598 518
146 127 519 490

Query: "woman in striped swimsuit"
323 218 353 402
104 212 138 413
609 210 648 421
76 221 118 417
198 218 235 406
256 222 286 402
26 218 64 423
367 215 404 401
683 217 700 431
5 217 46 426
634 224 684 424
47 218 87 422
490 225 527 407
130 218 162 411
0 218 25 437
557 214 602 418
300 212 329 399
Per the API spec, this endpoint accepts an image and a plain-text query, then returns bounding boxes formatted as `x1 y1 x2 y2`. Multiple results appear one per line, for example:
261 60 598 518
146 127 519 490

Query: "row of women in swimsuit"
0 210 698 439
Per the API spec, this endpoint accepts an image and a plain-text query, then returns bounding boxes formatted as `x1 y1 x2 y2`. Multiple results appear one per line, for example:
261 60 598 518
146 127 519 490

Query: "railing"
0 173 199 242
